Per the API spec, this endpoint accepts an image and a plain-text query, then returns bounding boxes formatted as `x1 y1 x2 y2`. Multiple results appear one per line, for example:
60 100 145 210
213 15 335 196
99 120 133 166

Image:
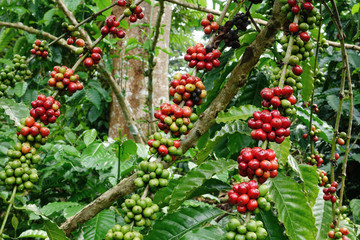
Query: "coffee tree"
0 0 359 239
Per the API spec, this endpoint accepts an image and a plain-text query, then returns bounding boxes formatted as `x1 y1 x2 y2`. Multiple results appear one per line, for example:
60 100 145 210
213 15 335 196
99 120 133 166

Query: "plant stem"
278 14 299 89
245 3 261 32
321 0 351 226
245 211 251 223
0 186 17 238
141 185 150 199
308 4 323 155
147 0 165 134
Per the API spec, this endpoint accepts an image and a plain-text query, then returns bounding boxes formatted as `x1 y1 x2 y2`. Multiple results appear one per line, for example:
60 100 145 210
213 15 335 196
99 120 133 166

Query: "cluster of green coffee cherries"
225 218 268 240
0 55 31 97
105 224 143 240
0 143 40 191
134 161 170 190
121 194 160 227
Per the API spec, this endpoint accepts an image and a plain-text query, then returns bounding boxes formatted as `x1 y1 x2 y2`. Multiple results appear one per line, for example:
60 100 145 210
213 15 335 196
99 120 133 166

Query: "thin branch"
59 0 286 235
245 4 261 33
0 21 77 52
147 0 165 134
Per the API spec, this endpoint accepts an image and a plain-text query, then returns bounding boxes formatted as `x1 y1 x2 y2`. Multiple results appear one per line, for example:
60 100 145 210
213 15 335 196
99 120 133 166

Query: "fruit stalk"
308 4 323 155
327 0 354 216
0 186 17 238
321 0 352 225
278 14 299 89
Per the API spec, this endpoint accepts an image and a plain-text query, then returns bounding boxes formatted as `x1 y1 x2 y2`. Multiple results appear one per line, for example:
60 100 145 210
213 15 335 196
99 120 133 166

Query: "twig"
0 186 17 237
245 3 261 32
278 14 299 89
0 21 77 52
147 0 165 134
141 185 150 199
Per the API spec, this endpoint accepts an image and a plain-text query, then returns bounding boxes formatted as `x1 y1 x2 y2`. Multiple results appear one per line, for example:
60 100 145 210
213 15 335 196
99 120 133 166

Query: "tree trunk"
108 2 171 139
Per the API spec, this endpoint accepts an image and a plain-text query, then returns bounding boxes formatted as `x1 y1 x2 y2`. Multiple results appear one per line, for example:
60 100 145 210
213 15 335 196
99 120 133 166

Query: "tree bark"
108 2 171 139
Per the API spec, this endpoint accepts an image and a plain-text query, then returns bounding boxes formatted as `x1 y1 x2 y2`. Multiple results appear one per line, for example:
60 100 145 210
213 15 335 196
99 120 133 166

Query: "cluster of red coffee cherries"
323 181 338 203
154 103 198 137
101 15 126 39
228 180 271 213
184 43 221 71
169 73 206 107
302 125 321 142
200 13 219 35
328 228 350 240
29 95 61 125
17 116 50 142
260 85 296 109
317 169 328 186
30 39 51 59
83 47 103 68
48 66 83 93
237 147 278 183
248 110 291 143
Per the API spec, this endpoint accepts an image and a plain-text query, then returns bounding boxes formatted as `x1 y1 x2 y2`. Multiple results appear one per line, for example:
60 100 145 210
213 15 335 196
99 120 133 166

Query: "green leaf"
120 140 137 161
84 129 98 147
269 137 291 167
11 215 19 231
352 3 360 14
326 94 360 124
13 82 28 97
301 62 314 103
0 28 17 52
88 105 102 123
86 88 101 110
153 178 180 208
83 209 115 240
298 165 319 208
313 190 332 240
13 36 28 55
41 202 81 217
93 0 112 16
43 9 65 26
63 0 81 11
350 199 360 224
296 107 334 143
0 98 29 125
168 158 236 211
270 172 317 240
257 210 286 240
62 145 80 157
44 219 68 240
216 105 260 123
18 230 48 238
81 142 117 170
235 71 269 107
197 120 250 163
145 206 225 240
180 226 225 240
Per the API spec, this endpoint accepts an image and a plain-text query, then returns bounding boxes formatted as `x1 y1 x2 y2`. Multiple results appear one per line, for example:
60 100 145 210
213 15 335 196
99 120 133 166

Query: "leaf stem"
0 186 17 238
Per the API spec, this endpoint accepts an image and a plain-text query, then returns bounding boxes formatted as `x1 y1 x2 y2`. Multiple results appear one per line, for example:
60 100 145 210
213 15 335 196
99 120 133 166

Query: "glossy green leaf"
81 142 117 170
270 172 317 240
11 215 19 231
18 230 48 238
153 178 180 207
301 62 314 103
169 158 236 211
216 105 260 123
299 165 319 208
13 82 28 97
269 137 291 168
84 129 98 147
145 206 225 240
296 107 334 143
180 226 225 240
257 210 286 240
93 0 112 15
44 219 68 240
0 28 17 52
326 94 360 124
86 88 101 110
0 98 29 125
41 202 81 217
197 120 250 163
63 0 81 11
313 190 332 240
83 209 115 240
